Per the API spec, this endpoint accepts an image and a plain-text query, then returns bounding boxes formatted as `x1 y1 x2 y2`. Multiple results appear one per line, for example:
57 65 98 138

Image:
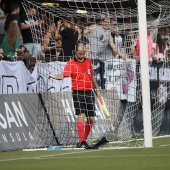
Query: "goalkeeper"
48 43 100 149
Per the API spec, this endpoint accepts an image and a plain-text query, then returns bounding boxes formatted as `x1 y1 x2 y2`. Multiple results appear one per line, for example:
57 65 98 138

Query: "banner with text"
0 94 39 151
105 59 136 102
1 60 170 106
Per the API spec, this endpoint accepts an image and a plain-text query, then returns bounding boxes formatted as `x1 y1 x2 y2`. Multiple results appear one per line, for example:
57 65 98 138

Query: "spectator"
84 16 126 89
165 40 170 61
4 3 22 42
124 30 136 58
0 1 7 15
110 18 117 29
39 13 46 41
55 16 78 61
20 7 42 56
162 27 169 46
0 0 7 44
74 22 91 56
112 26 123 58
42 22 61 61
5 3 20 32
0 0 6 20
156 28 165 54
5 3 30 57
1 21 25 60
135 27 153 62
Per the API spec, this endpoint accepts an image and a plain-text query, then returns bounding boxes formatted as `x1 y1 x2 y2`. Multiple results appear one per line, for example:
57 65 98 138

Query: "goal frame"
137 0 153 147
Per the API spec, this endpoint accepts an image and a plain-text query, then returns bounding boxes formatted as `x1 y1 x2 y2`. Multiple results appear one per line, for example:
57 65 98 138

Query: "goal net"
21 0 170 149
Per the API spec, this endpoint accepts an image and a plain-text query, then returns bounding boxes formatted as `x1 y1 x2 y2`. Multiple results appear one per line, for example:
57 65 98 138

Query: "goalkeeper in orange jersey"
48 43 102 149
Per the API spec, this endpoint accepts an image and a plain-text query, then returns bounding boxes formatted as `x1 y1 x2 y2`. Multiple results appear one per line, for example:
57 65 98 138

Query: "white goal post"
137 0 153 147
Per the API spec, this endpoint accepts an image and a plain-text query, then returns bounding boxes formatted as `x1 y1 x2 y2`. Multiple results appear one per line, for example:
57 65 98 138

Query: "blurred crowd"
0 1 170 70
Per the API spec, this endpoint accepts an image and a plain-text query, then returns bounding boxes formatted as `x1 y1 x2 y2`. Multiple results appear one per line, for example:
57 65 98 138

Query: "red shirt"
136 35 153 59
62 57 94 91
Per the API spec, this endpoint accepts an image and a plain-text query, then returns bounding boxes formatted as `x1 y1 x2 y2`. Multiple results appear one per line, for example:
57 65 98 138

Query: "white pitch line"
23 148 87 151
1 153 170 162
159 144 170 147
23 146 144 152
0 150 99 162
37 154 170 160
1 146 170 162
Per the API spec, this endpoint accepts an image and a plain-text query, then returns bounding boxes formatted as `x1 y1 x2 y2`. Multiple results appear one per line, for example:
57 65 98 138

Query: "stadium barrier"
0 94 39 151
0 92 169 151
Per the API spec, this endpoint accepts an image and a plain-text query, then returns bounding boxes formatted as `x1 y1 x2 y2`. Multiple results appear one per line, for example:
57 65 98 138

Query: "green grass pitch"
0 137 170 170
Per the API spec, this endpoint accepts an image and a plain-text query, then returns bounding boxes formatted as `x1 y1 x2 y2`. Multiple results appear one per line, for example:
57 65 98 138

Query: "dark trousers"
100 61 105 89
92 59 105 89
0 34 4 45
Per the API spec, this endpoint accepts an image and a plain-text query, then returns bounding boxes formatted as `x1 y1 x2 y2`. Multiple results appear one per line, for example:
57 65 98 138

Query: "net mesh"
22 0 170 149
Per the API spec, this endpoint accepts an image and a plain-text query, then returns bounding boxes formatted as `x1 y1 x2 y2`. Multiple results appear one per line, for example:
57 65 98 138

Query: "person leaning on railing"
84 16 127 89
0 21 25 60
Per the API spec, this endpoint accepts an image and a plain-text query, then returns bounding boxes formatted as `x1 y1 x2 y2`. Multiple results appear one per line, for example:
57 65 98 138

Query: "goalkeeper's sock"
84 122 94 141
76 122 84 143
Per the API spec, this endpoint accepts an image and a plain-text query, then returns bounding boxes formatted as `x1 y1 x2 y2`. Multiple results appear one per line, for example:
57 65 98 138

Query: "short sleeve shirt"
5 14 21 31
59 27 78 57
20 14 35 43
62 57 94 91
86 24 111 60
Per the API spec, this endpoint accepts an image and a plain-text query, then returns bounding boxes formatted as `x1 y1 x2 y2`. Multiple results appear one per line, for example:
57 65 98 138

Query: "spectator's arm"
0 15 6 19
19 32 23 43
21 21 40 30
55 29 61 40
0 48 3 59
55 20 62 40
15 36 24 54
108 36 117 58
15 48 24 53
42 35 50 52
109 36 127 59
0 48 3 54
130 44 136 58
11 19 24 43
92 74 99 89
43 35 60 52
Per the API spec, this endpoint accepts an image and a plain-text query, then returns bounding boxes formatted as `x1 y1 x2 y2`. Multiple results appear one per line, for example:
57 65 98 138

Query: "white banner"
0 61 72 94
105 59 137 102
39 61 72 92
0 60 137 102
0 61 36 94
